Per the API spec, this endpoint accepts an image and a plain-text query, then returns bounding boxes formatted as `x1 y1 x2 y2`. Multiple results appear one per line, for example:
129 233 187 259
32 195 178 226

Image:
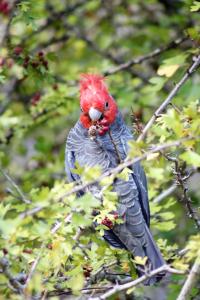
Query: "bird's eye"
105 101 109 109
80 106 83 112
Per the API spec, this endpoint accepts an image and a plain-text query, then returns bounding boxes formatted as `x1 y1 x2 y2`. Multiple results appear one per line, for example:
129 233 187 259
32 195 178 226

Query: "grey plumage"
65 111 165 284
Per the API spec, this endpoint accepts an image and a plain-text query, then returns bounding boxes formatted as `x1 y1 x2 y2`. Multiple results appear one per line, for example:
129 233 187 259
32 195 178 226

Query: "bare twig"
89 264 186 300
24 242 46 288
104 37 187 76
153 184 177 203
0 169 31 204
24 213 73 288
177 254 200 300
137 54 200 141
19 206 43 218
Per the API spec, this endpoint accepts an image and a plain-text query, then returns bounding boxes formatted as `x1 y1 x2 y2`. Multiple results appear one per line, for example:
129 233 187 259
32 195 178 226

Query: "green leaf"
190 1 200 11
180 151 200 167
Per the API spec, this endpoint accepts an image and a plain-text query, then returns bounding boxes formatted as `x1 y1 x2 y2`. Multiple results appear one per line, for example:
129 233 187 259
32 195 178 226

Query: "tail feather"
136 224 165 285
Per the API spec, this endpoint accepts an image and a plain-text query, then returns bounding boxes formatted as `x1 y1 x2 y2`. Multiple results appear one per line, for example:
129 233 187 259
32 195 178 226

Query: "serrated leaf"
133 256 148 266
190 1 200 11
117 167 132 181
157 64 179 77
146 152 159 161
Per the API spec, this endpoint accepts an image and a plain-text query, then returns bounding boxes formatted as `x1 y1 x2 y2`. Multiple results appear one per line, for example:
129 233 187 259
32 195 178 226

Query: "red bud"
14 46 23 55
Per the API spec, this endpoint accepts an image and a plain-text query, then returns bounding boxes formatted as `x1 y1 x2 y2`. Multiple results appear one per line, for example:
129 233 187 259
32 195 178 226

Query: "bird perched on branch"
65 74 165 284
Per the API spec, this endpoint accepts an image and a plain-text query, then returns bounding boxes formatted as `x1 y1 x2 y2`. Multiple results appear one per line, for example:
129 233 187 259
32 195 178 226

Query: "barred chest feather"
66 113 140 216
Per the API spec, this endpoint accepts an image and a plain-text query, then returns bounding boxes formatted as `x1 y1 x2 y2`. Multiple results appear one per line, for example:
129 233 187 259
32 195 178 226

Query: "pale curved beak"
89 107 102 121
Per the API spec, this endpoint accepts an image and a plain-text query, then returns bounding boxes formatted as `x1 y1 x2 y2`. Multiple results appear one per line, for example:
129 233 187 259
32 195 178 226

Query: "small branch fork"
163 153 200 229
89 264 186 300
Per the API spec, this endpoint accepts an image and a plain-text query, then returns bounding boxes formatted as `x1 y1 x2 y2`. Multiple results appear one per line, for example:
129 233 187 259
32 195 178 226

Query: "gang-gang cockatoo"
65 74 165 284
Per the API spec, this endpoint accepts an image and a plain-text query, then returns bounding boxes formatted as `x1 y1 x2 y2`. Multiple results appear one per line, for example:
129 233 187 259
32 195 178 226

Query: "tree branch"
163 154 200 229
177 254 200 300
61 136 197 201
104 37 187 76
89 264 186 300
137 54 200 141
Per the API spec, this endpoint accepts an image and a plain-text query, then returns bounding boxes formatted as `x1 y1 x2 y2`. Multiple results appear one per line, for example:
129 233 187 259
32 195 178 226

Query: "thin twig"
137 54 200 141
153 184 177 203
0 169 31 204
104 37 187 76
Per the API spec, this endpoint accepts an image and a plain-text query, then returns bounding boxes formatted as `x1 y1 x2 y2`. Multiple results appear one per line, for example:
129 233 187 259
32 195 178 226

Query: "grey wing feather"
65 141 84 196
120 130 150 227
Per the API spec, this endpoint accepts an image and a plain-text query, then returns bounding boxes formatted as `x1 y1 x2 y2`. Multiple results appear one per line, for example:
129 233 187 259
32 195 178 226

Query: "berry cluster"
101 216 113 229
101 212 119 229
97 118 109 135
0 0 10 15
13 48 49 70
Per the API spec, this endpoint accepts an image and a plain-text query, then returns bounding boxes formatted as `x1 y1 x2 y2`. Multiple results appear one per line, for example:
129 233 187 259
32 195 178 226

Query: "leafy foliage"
0 0 200 299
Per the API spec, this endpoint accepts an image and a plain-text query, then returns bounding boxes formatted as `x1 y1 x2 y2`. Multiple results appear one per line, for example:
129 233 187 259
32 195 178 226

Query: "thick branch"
90 264 186 300
137 54 200 141
177 254 200 300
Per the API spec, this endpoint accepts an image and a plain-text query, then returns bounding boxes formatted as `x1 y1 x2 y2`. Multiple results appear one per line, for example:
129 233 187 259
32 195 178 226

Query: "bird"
65 74 165 285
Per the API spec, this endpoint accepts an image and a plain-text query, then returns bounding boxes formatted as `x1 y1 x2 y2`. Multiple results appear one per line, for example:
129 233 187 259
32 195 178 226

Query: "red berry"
42 60 48 69
23 56 30 68
113 212 119 220
2 248 8 255
0 1 10 15
101 217 113 229
47 243 52 250
31 92 41 106
98 129 105 136
31 61 39 68
38 51 44 57
102 126 109 132
24 56 30 63
14 46 23 55
100 119 109 126
23 249 33 254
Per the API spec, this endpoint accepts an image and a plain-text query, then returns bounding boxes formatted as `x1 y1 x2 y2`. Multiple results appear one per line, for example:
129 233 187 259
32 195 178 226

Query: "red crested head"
79 74 118 133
